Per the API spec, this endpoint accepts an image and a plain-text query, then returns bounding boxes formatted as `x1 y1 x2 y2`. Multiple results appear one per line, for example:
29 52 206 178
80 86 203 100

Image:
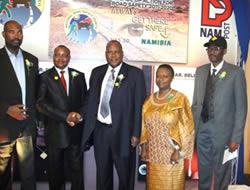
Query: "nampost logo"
201 0 232 27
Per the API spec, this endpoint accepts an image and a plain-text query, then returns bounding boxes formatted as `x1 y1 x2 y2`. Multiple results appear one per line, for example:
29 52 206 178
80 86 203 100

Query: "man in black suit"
37 45 87 190
82 40 146 190
0 20 38 190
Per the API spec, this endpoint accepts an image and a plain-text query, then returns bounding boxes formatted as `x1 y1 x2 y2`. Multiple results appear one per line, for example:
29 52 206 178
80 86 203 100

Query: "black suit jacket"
37 67 87 148
82 63 146 157
0 47 39 143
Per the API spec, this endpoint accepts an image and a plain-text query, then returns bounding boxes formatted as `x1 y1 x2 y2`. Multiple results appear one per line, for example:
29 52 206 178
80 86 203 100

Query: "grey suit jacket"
192 61 247 144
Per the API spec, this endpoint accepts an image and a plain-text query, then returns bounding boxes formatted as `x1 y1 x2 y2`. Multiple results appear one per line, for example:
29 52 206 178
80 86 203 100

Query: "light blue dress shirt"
5 47 26 105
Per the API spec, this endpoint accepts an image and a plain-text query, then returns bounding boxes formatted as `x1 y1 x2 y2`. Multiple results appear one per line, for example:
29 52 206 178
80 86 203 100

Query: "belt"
96 120 112 128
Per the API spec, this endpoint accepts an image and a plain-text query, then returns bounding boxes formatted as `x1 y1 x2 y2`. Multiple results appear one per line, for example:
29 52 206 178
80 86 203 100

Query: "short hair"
106 40 123 51
157 64 175 77
3 20 22 32
54 45 71 55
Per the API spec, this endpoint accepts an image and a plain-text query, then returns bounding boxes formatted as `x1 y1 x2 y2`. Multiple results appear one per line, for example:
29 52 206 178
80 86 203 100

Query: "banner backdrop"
0 0 238 66
49 0 190 63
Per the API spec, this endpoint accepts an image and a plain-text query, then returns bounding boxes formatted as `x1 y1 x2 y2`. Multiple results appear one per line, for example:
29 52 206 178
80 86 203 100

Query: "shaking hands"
66 112 83 127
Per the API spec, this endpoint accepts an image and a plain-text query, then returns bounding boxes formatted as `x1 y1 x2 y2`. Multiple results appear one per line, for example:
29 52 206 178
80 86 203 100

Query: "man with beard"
192 36 247 190
0 20 38 190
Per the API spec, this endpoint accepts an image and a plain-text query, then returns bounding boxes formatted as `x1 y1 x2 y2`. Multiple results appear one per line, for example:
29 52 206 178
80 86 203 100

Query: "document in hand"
222 148 238 164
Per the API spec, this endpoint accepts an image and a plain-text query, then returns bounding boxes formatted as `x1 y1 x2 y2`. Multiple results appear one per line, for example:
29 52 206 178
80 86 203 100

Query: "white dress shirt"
55 66 69 95
210 60 224 76
6 47 26 105
97 63 122 124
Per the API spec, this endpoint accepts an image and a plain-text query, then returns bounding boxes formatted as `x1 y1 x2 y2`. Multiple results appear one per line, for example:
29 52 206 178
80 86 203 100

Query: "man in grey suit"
192 36 247 190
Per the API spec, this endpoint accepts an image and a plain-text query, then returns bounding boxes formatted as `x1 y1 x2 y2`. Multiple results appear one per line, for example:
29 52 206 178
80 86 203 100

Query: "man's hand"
6 104 28 120
131 136 139 148
66 112 82 127
228 142 239 152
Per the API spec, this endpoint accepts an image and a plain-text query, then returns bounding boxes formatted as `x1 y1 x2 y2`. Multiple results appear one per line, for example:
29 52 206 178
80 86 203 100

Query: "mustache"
12 39 22 42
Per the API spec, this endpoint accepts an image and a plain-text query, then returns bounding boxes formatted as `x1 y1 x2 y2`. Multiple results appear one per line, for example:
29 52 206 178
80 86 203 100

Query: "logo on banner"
200 0 232 38
0 0 44 28
64 10 97 44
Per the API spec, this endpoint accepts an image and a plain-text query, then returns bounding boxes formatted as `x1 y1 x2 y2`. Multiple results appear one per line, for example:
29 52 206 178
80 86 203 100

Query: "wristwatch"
173 144 180 150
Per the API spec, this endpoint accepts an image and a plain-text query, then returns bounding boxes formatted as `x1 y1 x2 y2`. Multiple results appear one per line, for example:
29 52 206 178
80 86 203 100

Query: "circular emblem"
0 0 44 28
138 164 147 175
64 10 97 44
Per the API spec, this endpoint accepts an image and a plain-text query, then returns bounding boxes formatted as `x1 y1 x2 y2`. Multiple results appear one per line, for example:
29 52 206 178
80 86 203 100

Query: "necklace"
156 89 172 100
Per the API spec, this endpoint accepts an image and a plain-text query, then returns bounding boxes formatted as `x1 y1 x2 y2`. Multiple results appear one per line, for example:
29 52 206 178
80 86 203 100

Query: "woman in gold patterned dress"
140 64 194 190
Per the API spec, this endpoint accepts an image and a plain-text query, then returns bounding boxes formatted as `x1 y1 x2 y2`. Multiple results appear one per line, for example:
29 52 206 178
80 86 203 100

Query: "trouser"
196 120 231 190
0 136 36 190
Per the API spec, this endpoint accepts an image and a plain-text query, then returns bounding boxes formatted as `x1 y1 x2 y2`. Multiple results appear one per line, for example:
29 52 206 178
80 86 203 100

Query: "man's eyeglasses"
206 46 222 52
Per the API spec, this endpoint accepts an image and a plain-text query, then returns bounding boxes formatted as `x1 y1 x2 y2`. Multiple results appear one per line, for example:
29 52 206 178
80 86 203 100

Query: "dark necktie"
212 69 217 77
60 71 67 92
100 69 115 118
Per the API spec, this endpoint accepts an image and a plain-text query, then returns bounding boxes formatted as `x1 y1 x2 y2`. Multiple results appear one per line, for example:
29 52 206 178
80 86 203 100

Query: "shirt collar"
5 46 22 58
210 60 224 74
107 62 123 74
55 66 69 75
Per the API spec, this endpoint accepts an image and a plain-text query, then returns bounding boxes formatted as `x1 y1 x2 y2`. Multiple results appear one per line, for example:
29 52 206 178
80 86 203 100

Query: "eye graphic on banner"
49 0 189 62
0 0 44 28
64 10 98 44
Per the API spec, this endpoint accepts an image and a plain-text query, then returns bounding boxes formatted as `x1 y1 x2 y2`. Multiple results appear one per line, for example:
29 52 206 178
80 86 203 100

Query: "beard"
6 39 22 50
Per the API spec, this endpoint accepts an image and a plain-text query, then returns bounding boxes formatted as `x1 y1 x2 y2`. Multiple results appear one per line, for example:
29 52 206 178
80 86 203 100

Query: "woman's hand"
170 149 180 165
140 144 148 162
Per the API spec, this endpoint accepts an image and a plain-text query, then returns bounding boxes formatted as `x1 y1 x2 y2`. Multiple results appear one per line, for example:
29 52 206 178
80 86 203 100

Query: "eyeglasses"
206 47 222 52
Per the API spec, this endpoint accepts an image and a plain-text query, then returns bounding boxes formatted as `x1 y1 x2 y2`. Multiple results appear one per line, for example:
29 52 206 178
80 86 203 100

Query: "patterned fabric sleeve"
179 95 195 159
140 100 148 145
169 94 195 159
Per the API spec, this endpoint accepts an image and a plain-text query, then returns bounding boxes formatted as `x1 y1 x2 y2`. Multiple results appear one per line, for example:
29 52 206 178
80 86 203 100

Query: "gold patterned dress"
140 89 194 190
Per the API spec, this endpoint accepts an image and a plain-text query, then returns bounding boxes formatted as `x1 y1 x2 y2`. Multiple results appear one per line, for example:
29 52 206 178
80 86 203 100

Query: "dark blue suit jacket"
82 63 146 157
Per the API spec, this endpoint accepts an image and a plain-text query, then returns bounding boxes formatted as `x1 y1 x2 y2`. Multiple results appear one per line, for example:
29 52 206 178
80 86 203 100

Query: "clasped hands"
7 104 28 120
66 112 82 127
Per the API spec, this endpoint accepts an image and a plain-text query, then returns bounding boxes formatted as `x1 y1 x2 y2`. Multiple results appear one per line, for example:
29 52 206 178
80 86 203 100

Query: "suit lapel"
96 65 108 100
111 63 128 100
215 62 230 88
1 48 22 91
200 64 210 102
22 51 30 104
68 68 73 98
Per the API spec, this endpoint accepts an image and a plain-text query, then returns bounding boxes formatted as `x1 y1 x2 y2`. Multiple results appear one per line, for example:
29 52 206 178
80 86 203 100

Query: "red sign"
201 0 232 27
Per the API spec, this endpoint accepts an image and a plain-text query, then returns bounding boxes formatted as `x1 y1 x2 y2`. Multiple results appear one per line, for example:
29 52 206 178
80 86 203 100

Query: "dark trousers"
0 136 36 190
93 121 136 190
196 120 231 190
47 144 84 190
0 159 11 190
